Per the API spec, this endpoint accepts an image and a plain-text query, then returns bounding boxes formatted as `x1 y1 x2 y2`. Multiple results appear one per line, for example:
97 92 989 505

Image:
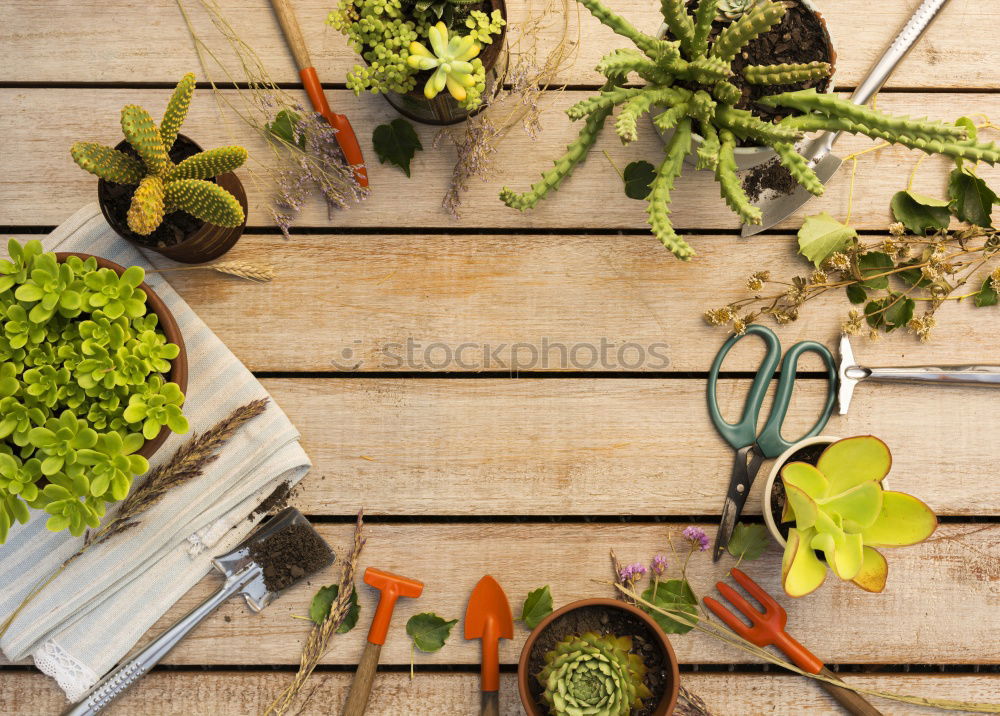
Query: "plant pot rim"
54 251 189 461
517 597 681 716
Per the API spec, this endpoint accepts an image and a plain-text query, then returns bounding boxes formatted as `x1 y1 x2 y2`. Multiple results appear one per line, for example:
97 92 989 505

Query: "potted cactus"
0 239 189 544
327 0 507 124
518 598 680 715
761 435 937 597
71 73 249 264
500 0 1000 260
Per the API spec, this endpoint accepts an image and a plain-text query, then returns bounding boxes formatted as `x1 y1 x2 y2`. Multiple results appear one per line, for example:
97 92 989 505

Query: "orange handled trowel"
465 576 514 716
268 0 369 187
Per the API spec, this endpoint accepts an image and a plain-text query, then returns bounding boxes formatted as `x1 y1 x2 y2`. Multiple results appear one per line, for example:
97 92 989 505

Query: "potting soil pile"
0 205 312 701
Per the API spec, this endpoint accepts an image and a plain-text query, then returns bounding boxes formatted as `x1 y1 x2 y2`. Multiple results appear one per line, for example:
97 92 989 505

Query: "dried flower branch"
149 260 276 283
265 509 366 716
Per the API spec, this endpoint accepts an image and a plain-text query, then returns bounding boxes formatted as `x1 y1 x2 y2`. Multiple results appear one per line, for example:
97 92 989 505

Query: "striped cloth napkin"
0 205 311 701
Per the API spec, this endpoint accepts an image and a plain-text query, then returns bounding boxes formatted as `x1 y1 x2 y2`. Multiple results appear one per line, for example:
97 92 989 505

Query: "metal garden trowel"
743 0 951 237
65 507 334 716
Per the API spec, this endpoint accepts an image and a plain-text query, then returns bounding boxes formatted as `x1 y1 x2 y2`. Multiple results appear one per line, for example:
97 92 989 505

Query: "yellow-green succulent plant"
779 436 937 597
70 74 247 236
407 22 483 104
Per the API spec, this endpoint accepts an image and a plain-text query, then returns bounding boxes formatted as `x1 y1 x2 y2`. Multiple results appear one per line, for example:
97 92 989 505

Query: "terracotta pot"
97 134 248 264
378 0 508 125
54 252 189 461
518 598 681 715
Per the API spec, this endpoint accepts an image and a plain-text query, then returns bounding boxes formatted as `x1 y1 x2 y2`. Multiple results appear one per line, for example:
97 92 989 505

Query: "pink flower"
618 562 648 583
650 554 668 576
683 526 710 552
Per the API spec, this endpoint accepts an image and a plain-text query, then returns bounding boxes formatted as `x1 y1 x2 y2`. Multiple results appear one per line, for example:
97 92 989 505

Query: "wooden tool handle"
817 667 884 716
480 690 500 716
268 0 311 71
342 642 382 716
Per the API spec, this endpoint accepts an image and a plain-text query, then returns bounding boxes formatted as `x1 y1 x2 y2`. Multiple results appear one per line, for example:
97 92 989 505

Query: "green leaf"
975 276 998 307
623 160 656 200
948 168 997 228
896 259 931 288
726 522 769 561
266 110 306 150
864 293 914 332
309 584 360 632
520 585 553 629
641 579 697 635
797 212 857 268
372 118 423 177
845 284 866 304
406 612 458 652
858 252 894 289
890 190 951 234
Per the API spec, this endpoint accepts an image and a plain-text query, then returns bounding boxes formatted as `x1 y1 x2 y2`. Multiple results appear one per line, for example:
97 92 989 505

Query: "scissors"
707 325 837 562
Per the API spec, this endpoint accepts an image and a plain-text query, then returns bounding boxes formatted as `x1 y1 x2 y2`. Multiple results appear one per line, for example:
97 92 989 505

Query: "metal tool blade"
741 152 843 238
712 445 763 562
212 507 335 612
837 333 861 415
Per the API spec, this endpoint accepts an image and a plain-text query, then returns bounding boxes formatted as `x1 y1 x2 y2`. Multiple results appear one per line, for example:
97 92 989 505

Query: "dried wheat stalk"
147 261 276 283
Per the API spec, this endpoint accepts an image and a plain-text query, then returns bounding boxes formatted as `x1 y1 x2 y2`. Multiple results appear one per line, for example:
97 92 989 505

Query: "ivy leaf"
896 259 931 288
975 276 998 307
726 522 769 561
406 612 458 652
640 579 697 635
309 585 360 633
266 109 305 150
372 118 423 177
890 190 951 234
948 168 997 228
864 293 914 332
520 585 553 629
797 212 857 268
845 284 867 304
858 252 894 289
623 160 656 200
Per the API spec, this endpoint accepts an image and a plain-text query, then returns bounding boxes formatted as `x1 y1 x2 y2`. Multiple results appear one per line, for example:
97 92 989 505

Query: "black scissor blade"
712 446 764 562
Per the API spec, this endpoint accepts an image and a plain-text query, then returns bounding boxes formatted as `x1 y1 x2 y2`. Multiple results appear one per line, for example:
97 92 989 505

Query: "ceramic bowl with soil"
379 0 508 125
54 252 188 461
656 0 836 171
518 598 680 715
98 133 248 264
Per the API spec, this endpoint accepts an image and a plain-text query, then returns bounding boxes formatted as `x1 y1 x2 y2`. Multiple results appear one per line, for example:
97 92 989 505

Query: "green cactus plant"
779 436 937 597
70 74 247 236
536 631 652 715
500 0 1000 259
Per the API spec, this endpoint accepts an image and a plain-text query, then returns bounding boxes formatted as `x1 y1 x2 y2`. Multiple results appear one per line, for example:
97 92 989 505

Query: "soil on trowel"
250 482 294 521
770 441 828 540
526 605 670 716
98 134 211 248
249 522 334 592
742 155 799 202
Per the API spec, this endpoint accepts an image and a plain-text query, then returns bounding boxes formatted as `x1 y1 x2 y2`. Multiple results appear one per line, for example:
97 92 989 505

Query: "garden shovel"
464 575 513 716
743 0 951 236
64 508 334 716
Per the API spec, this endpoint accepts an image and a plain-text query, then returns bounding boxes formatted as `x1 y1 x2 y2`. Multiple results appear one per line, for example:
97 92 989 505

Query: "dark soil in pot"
249 521 334 592
525 604 670 716
770 440 829 541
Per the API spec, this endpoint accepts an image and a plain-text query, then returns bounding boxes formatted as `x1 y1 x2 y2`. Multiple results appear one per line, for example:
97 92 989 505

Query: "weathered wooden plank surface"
84 523 999 666
0 671 1000 716
1 0 997 89
256 377 1000 516
3 89 997 230
3 670 999 715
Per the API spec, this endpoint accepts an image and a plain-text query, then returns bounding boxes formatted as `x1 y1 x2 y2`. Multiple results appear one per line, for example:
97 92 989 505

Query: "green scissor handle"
707 325 782 450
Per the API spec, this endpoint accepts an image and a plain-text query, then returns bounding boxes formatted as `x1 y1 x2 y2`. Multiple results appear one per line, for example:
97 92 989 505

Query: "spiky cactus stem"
715 105 800 144
567 87 643 120
167 146 249 181
647 118 695 259
654 103 690 132
695 121 721 170
772 142 824 196
120 105 169 177
160 73 196 152
661 0 696 56
70 143 144 184
690 0 718 58
710 1 786 63
743 61 832 85
127 176 166 235
716 129 762 225
575 0 667 58
616 89 683 143
163 179 245 228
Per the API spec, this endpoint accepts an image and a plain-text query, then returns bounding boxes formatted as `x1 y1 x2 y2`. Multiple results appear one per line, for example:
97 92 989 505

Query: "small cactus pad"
127 176 166 235
160 73 196 152
120 105 168 176
70 142 144 184
167 147 248 181
163 179 245 228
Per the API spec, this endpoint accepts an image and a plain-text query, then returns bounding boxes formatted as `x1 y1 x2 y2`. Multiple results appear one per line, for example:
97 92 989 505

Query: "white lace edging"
33 639 99 703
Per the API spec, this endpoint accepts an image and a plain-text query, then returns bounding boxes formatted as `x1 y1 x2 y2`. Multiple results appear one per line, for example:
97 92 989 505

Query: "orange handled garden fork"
704 568 883 716
268 0 369 187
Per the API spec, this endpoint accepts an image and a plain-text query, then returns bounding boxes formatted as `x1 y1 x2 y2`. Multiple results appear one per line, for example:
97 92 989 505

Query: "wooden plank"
3 89 998 230
1 0 998 89
76 523 998 666
258 377 1000 516
16 231 997 374
2 670 999 715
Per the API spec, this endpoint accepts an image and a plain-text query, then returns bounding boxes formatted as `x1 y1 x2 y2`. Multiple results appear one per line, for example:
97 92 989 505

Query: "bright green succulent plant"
407 22 484 103
500 0 1000 260
70 73 247 237
0 238 188 543
537 631 652 715
779 436 937 598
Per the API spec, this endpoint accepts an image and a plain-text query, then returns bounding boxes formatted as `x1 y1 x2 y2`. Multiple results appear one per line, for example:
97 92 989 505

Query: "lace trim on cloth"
33 639 99 703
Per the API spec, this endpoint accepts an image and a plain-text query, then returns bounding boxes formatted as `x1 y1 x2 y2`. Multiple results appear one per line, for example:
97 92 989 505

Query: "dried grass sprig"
148 260 276 283
265 509 366 716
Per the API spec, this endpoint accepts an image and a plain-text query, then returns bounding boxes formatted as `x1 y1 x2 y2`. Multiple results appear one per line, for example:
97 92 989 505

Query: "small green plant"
500 0 1000 259
780 436 937 597
70 73 247 236
407 22 482 102
0 239 188 543
537 631 652 715
464 8 505 44
717 0 767 21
